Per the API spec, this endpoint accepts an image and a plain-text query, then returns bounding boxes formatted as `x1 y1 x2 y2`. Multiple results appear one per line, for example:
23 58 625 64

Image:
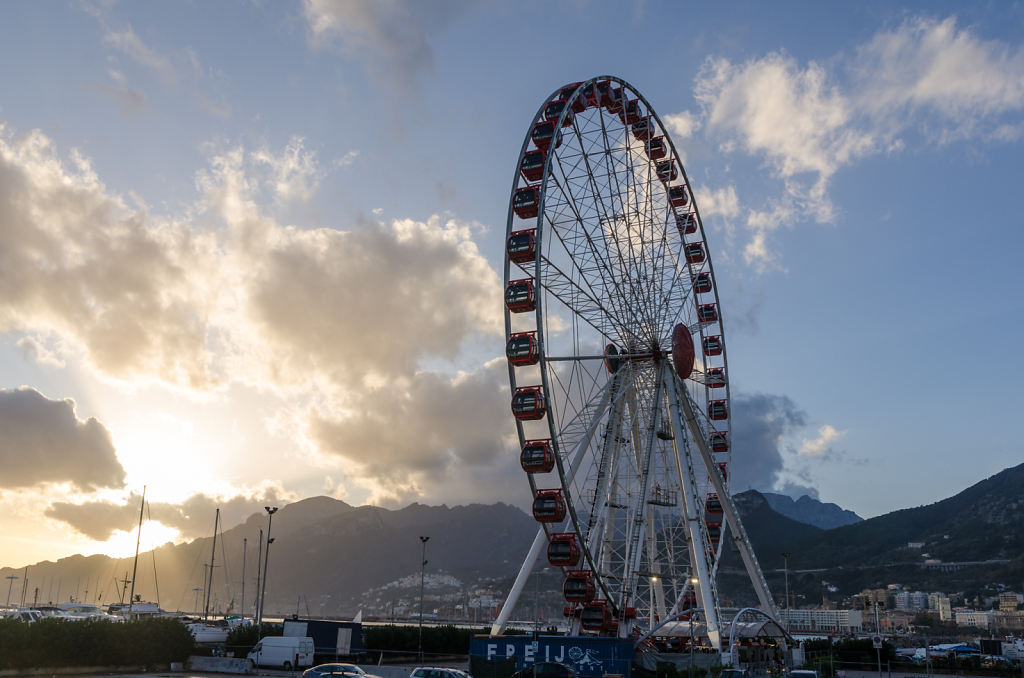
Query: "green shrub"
0 617 194 669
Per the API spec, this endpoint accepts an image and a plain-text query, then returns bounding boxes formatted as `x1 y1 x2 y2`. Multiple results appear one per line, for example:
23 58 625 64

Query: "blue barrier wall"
470 635 634 677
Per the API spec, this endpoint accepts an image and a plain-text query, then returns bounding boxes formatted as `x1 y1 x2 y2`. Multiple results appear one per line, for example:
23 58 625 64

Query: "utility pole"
781 552 791 632
254 529 263 618
241 538 247 621
418 536 430 662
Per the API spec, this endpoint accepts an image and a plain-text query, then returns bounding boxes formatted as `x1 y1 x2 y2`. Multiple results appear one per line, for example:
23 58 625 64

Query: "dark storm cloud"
727 392 806 494
46 487 292 541
0 387 125 490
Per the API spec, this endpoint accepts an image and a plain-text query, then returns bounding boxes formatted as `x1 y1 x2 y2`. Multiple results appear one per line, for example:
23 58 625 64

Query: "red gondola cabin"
506 331 539 366
697 303 718 323
531 120 563 150
563 570 596 603
603 343 621 374
513 185 541 219
618 99 642 125
605 86 624 113
708 399 728 420
706 367 726 388
519 150 546 182
717 462 729 482
703 335 723 356
645 137 667 160
706 522 722 544
632 117 654 141
544 99 574 128
580 600 611 632
533 488 566 522
668 185 689 207
656 160 678 183
684 242 705 264
705 494 724 517
680 590 697 619
579 82 599 108
557 82 586 113
547 533 580 567
520 439 554 473
506 229 537 265
692 272 712 294
709 431 729 453
677 214 698 235
505 279 536 313
512 386 546 420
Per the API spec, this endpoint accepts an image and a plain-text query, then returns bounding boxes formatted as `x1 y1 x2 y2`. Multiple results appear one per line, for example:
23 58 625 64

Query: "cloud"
0 125 221 389
0 387 125 491
250 136 322 204
46 484 295 541
91 70 147 116
309 359 516 503
727 392 806 494
797 423 847 459
302 0 472 92
103 26 179 85
687 15 1024 271
663 111 700 139
0 124 505 504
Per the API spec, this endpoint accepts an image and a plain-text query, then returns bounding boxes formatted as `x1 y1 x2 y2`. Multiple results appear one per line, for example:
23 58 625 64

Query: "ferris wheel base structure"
493 75 783 651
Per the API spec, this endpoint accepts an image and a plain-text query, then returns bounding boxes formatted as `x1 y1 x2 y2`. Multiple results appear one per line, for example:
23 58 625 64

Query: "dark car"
511 663 579 678
303 664 383 678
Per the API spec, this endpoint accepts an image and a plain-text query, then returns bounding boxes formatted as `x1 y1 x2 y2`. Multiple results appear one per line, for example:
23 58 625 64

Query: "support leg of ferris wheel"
669 368 780 621
620 373 663 630
490 377 619 636
664 362 722 649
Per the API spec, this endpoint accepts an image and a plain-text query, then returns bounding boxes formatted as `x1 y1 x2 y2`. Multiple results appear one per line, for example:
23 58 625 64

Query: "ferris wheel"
492 77 778 647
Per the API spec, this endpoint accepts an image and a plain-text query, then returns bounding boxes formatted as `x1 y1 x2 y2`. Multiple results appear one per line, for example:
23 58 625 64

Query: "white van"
247 635 315 670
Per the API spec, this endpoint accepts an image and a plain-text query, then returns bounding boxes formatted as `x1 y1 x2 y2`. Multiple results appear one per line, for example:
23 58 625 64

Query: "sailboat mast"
203 508 220 620
128 485 146 615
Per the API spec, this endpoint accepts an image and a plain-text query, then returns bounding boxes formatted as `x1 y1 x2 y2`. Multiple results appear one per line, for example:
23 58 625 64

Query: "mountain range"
4 463 1023 616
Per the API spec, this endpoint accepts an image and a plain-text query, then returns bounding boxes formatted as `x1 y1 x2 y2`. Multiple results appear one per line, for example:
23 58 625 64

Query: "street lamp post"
781 552 791 632
257 506 278 637
418 536 429 662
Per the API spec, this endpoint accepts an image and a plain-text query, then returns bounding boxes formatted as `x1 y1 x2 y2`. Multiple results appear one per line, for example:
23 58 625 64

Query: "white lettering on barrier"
487 644 497 659
506 644 516 658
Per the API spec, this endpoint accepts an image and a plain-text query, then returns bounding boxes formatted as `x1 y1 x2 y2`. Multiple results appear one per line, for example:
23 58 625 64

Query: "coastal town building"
784 608 864 634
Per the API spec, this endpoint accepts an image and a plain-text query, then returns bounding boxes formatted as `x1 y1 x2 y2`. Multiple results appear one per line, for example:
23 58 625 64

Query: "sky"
0 0 1022 570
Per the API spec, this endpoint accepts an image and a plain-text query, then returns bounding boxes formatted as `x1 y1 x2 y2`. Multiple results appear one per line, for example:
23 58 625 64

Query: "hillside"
5 464 1024 616
761 493 862 529
779 463 1024 570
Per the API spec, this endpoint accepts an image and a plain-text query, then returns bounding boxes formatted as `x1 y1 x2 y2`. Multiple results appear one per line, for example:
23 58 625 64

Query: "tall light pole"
257 506 278 636
781 552 791 632
418 536 429 662
5 575 18 607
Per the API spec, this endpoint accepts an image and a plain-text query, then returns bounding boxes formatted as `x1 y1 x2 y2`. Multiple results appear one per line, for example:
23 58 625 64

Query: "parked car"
410 667 472 678
790 671 819 678
304 664 383 678
510 663 578 678
720 670 750 678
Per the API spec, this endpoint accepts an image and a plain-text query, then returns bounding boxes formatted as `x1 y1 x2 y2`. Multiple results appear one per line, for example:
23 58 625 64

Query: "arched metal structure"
493 76 777 648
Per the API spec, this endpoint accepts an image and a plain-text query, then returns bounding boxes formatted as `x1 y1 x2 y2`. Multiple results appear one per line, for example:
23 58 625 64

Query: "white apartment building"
784 609 864 634
895 591 929 611
955 610 995 628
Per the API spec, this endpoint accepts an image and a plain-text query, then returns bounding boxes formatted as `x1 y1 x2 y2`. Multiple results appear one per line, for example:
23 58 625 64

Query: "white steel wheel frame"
495 76 773 647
